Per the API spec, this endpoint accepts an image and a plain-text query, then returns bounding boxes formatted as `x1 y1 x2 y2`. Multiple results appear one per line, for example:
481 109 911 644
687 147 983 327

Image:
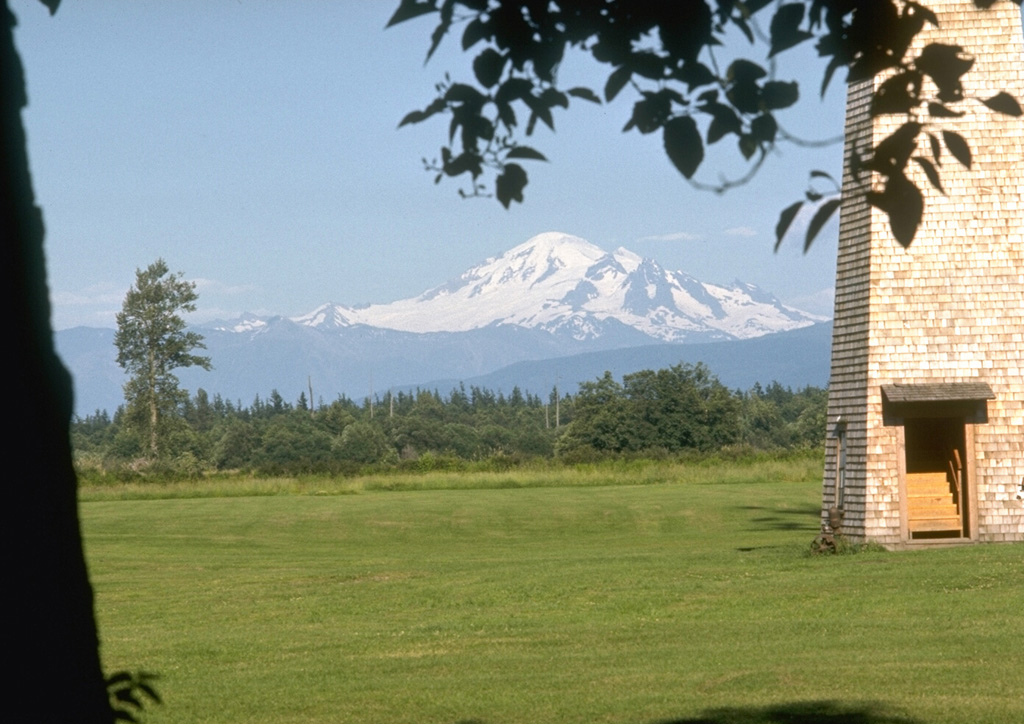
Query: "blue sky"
13 1 845 330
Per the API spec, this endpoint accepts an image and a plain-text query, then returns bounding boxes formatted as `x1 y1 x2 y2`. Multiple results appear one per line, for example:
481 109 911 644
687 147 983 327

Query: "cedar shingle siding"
822 0 1024 546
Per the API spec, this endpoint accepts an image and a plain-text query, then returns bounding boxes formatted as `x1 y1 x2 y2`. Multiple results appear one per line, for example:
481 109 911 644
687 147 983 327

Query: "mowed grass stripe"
81 476 1024 724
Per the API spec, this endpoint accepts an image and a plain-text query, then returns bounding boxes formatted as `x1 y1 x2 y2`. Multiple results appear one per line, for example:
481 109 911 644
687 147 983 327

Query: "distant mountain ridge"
223 232 823 343
412 321 833 398
56 232 831 415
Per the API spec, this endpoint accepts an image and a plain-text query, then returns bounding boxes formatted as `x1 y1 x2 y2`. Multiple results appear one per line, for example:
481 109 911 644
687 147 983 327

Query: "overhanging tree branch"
390 0 1023 247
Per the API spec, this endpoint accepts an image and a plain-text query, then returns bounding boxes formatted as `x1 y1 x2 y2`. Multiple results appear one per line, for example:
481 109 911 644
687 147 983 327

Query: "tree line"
84 258 827 481
72 368 827 479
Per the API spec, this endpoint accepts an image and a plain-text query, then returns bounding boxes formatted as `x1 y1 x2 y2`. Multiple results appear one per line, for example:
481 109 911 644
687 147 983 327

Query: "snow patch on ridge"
278 232 826 343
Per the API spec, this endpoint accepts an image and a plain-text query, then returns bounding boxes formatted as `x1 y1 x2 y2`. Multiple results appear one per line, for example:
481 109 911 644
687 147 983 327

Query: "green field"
81 459 1024 724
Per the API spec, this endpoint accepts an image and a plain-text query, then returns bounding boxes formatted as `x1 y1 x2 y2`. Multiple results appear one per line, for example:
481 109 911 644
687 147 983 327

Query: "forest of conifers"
71 362 827 480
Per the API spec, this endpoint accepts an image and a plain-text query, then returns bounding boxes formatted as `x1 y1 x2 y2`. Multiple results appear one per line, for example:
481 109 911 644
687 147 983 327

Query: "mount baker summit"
58 232 828 415
226 232 822 342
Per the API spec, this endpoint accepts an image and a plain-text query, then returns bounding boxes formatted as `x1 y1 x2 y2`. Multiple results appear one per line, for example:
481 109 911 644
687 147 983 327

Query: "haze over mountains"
56 233 831 416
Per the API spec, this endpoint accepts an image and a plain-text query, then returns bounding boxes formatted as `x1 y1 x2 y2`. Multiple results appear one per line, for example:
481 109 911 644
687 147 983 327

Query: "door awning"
881 382 996 403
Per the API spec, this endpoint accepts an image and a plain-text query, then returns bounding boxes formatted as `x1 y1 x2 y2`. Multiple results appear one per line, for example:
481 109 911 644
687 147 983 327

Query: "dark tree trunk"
3 4 111 721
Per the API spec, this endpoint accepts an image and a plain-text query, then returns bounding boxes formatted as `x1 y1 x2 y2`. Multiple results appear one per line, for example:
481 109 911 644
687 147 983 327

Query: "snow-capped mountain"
60 233 830 416
277 233 821 343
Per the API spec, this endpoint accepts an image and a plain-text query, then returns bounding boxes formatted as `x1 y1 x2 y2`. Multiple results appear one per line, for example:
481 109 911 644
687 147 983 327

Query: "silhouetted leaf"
426 0 456 62
591 36 627 65
927 133 941 164
850 148 865 178
605 66 631 102
625 93 673 134
386 0 435 28
750 113 778 144
391 0 1003 228
658 3 714 63
981 91 1023 116
106 670 161 723
473 48 506 88
137 677 163 704
738 134 758 159
566 87 601 104
942 129 972 168
495 99 516 128
872 72 920 116
769 4 813 57
761 81 799 110
495 163 527 208
539 87 569 110
524 102 554 132
505 146 547 161
707 117 731 144
663 116 703 178
628 51 667 81
114 689 142 707
705 103 741 143
397 97 446 128
914 3 939 26
810 170 836 184
867 174 923 247
927 101 964 118
676 62 716 90
806 197 841 252
443 150 483 178
916 43 973 103
774 200 802 250
448 112 459 143
461 17 489 50
495 77 533 105
733 15 754 43
913 156 944 192
399 110 425 128
727 78 762 115
727 59 768 84
461 113 494 146
820 56 845 96
445 83 484 105
869 121 922 172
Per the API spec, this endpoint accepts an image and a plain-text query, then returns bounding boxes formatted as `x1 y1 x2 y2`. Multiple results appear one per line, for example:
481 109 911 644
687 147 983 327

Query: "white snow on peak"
292 303 355 329
287 232 824 342
235 319 267 333
611 245 643 267
210 313 268 334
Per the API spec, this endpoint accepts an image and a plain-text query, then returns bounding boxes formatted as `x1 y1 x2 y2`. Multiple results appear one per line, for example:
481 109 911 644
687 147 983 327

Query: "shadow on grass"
738 503 822 534
652 700 923 723
455 701 922 724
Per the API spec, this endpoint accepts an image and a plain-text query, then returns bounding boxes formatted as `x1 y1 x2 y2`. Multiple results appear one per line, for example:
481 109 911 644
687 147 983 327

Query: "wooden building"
822 0 1024 547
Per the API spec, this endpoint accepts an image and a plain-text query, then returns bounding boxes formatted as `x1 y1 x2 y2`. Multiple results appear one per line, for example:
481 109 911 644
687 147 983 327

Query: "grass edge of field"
77 449 825 502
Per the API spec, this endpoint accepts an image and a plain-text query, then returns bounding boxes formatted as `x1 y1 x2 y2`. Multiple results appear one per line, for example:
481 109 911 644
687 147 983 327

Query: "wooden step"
909 502 959 517
909 517 963 533
906 472 961 534
907 472 952 496
909 493 954 503
908 483 953 496
908 472 949 485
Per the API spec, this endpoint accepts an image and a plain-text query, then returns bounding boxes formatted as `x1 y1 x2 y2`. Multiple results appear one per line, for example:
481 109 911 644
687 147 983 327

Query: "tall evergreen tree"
114 259 211 458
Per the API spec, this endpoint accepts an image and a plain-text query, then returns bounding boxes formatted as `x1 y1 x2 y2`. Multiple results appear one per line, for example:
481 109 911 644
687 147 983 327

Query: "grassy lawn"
81 461 1024 724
